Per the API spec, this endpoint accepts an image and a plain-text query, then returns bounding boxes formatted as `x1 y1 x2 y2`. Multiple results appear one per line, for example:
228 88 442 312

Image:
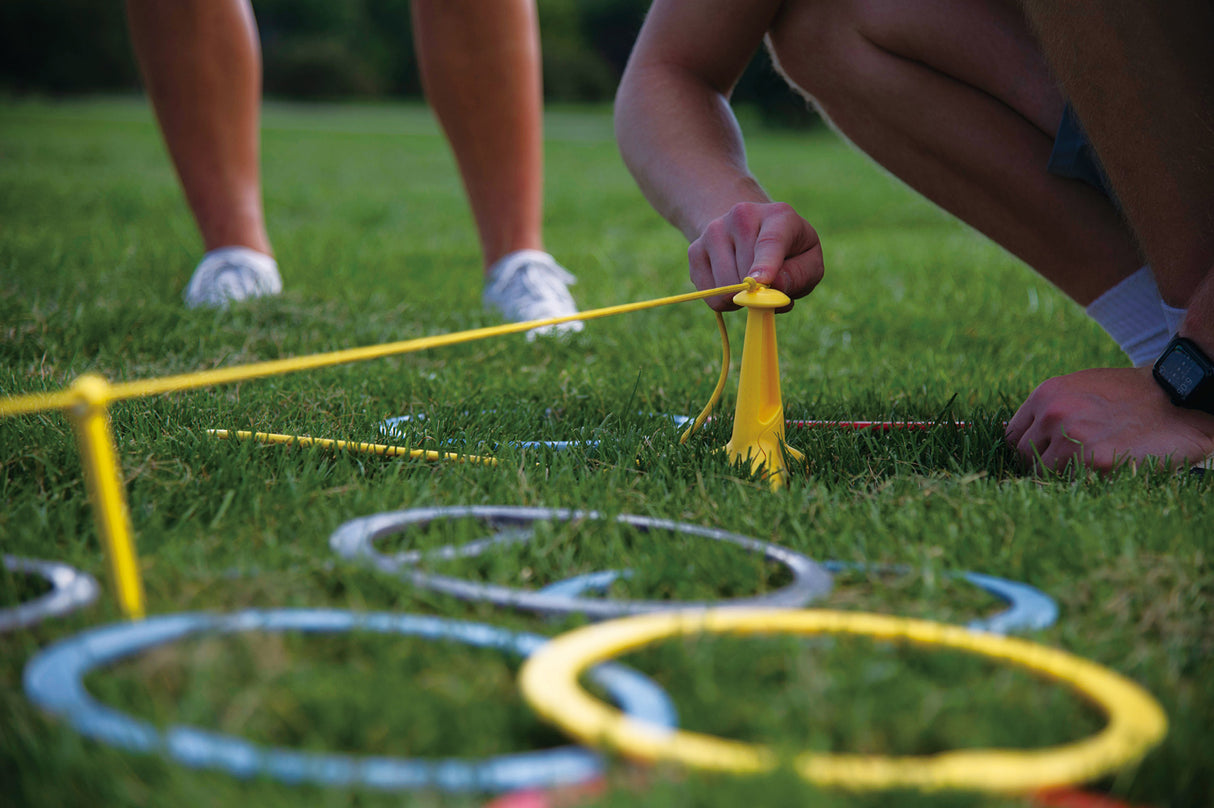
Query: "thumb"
747 209 813 285
747 236 788 285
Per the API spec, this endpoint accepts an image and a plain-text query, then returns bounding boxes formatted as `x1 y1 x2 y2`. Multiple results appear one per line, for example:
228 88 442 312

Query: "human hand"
1005 366 1214 474
688 201 824 311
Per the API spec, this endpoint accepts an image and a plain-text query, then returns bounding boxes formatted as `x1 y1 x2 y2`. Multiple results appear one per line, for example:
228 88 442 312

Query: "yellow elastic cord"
680 311 730 445
0 282 753 418
208 429 498 466
679 278 760 445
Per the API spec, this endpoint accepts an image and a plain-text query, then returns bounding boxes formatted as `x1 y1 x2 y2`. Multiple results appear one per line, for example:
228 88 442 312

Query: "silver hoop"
330 506 832 619
1 556 99 632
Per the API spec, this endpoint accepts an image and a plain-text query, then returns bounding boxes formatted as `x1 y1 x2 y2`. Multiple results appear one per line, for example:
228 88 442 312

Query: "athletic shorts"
1047 102 1116 201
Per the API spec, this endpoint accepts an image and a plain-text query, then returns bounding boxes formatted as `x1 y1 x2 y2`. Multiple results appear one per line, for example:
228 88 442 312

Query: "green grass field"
1 98 1210 808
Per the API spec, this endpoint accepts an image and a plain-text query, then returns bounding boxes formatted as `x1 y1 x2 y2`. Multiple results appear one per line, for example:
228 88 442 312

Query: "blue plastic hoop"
23 609 677 792
542 563 1056 634
820 561 1057 634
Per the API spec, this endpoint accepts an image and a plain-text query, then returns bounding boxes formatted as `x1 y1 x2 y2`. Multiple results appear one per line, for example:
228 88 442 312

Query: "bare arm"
615 0 823 310
615 0 777 240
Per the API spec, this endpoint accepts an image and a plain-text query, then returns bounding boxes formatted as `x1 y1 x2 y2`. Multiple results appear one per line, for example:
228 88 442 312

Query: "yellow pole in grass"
67 374 145 620
724 285 804 490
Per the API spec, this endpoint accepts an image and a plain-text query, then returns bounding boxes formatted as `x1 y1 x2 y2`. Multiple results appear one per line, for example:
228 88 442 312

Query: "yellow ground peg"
725 284 804 490
67 373 146 620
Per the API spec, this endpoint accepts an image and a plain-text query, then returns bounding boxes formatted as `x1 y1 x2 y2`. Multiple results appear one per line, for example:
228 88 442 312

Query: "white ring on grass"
22 609 677 792
329 507 833 618
542 563 1056 634
381 414 589 451
379 413 693 452
1 556 99 632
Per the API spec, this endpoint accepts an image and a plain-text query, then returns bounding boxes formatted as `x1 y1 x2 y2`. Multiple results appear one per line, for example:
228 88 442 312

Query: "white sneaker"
183 247 283 309
482 250 584 340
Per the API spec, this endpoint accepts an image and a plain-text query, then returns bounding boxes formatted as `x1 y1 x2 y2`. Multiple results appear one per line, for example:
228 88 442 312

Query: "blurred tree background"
0 0 818 127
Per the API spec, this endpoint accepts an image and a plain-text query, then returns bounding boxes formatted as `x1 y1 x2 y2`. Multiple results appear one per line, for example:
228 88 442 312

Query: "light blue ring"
23 609 677 792
820 562 1057 634
542 564 1056 634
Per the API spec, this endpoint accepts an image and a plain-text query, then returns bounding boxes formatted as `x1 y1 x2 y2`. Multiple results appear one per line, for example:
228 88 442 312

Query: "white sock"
201 246 278 274
486 249 557 278
1084 265 1171 366
1161 301 1188 337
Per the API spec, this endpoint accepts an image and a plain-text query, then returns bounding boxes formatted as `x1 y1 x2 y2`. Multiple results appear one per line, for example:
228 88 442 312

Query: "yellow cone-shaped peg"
724 286 803 490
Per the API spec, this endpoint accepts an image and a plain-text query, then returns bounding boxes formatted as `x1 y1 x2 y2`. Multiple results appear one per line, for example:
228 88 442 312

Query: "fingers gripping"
689 220 742 311
688 201 824 311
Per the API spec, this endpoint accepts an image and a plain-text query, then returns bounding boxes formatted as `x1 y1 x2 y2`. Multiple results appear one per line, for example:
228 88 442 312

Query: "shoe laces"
488 258 577 313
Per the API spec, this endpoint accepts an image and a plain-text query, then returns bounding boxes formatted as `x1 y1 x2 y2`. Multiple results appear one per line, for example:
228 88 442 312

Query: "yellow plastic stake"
724 285 804 490
68 374 146 620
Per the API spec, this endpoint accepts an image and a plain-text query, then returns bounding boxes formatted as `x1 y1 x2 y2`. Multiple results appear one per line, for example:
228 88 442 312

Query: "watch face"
1156 345 1203 398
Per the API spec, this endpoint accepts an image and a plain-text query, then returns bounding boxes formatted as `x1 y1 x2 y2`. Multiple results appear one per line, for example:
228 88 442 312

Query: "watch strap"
1153 336 1214 413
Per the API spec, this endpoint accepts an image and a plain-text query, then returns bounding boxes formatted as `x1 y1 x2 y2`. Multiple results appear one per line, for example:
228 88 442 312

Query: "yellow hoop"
518 609 1167 793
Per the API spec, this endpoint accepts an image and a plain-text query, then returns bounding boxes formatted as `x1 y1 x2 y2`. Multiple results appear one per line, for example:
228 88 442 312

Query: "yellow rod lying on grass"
208 429 499 466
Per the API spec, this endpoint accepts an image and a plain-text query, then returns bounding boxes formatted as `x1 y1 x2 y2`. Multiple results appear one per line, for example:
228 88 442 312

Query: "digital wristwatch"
1152 336 1214 415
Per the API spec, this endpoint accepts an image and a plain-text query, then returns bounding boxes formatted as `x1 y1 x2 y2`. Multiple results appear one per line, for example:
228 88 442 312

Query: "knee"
767 0 896 100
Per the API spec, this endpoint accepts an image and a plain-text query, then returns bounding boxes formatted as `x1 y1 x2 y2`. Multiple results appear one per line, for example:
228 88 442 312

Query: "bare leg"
768 0 1141 305
1019 0 1214 315
412 0 545 273
125 0 271 256
1001 0 1214 472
